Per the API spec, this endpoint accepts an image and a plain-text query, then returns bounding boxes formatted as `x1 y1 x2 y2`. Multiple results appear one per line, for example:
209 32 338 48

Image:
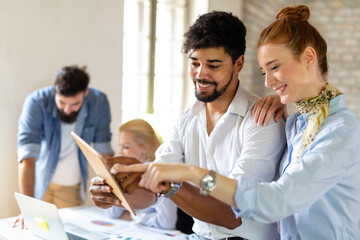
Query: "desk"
0 206 182 240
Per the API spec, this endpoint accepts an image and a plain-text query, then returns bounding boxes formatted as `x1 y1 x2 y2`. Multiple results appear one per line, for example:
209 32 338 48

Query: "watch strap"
163 182 182 198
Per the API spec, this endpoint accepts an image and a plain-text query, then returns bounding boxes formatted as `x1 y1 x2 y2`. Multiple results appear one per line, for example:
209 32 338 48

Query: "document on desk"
60 207 182 240
71 132 135 215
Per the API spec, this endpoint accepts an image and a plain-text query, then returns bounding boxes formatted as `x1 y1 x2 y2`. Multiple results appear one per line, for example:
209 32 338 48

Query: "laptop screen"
14 192 108 240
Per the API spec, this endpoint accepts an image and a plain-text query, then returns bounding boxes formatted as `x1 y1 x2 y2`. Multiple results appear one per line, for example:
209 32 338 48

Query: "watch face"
200 171 217 196
202 175 216 190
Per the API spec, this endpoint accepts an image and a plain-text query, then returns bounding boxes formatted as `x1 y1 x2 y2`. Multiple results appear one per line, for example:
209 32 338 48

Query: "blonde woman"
116 5 360 239
104 119 177 230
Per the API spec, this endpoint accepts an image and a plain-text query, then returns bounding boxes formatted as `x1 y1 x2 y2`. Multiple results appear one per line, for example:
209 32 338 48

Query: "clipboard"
71 131 136 215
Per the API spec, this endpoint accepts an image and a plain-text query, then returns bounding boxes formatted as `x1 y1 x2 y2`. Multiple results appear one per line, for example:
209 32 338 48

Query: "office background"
0 0 359 218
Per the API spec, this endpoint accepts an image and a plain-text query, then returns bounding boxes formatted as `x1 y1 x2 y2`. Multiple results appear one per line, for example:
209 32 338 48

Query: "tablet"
71 131 135 215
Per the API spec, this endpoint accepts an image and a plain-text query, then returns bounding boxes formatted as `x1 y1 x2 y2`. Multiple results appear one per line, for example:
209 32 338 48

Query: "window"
122 0 187 138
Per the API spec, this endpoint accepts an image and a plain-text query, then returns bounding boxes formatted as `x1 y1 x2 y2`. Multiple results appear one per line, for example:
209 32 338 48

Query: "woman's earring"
307 64 311 70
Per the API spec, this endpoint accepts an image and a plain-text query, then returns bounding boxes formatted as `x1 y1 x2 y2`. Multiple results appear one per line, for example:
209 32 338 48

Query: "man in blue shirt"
17 65 113 210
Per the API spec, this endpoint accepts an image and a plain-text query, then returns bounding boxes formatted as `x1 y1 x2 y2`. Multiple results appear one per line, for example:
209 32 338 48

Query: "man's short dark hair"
182 11 246 63
53 65 89 96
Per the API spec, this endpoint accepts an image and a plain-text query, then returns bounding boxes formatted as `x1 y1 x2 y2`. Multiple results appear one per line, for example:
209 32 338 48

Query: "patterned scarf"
295 83 341 159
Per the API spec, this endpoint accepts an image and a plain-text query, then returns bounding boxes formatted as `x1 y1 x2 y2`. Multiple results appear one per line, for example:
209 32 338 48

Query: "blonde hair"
258 5 328 77
119 119 160 162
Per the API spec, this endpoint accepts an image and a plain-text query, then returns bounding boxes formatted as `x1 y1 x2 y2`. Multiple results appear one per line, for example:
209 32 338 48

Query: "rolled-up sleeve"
232 121 358 224
17 143 41 163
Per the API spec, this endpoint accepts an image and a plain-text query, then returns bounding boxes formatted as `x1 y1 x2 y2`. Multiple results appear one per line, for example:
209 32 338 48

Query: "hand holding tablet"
71 131 136 215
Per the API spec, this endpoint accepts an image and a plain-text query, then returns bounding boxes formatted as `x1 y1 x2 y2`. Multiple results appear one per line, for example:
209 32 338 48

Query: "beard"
58 109 80 123
194 72 233 102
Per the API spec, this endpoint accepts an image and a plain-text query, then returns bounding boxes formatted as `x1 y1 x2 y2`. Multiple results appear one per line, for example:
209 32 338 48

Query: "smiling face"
258 43 323 104
189 47 240 103
117 131 147 162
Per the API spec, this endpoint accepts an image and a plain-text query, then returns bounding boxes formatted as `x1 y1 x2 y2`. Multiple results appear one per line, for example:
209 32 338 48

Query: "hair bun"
276 5 310 22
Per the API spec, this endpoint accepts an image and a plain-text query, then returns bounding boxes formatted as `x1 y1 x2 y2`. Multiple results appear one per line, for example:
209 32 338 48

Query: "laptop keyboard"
66 231 88 240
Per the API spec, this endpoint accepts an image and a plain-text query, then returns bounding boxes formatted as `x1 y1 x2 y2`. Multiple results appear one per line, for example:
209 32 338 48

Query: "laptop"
14 192 109 240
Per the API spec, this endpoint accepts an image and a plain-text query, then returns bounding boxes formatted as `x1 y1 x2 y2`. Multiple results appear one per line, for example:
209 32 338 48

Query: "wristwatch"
200 170 217 196
163 182 182 198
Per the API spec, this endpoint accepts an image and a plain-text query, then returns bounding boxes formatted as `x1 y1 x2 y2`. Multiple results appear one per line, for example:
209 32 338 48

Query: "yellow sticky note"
33 216 49 231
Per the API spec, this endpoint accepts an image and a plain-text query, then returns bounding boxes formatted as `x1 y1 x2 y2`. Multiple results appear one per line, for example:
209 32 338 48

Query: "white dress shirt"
156 82 286 240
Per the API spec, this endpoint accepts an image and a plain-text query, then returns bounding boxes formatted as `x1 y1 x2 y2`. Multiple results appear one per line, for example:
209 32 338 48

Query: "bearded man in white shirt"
90 11 286 240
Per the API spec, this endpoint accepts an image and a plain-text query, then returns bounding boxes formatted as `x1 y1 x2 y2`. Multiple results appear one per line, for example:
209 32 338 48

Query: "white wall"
0 0 123 218
208 0 243 18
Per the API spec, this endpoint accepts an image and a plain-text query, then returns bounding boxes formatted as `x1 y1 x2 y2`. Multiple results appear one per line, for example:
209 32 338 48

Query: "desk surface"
0 206 182 240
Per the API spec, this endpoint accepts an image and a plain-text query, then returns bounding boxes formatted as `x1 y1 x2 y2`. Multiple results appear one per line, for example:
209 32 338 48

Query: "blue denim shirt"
233 95 360 239
17 86 113 200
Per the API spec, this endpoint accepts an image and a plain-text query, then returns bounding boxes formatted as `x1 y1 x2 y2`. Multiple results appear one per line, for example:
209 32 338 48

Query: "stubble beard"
194 72 234 103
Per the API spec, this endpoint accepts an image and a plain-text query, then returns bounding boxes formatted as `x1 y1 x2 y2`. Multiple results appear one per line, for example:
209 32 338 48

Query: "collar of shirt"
283 94 347 174
191 81 248 118
287 94 346 138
